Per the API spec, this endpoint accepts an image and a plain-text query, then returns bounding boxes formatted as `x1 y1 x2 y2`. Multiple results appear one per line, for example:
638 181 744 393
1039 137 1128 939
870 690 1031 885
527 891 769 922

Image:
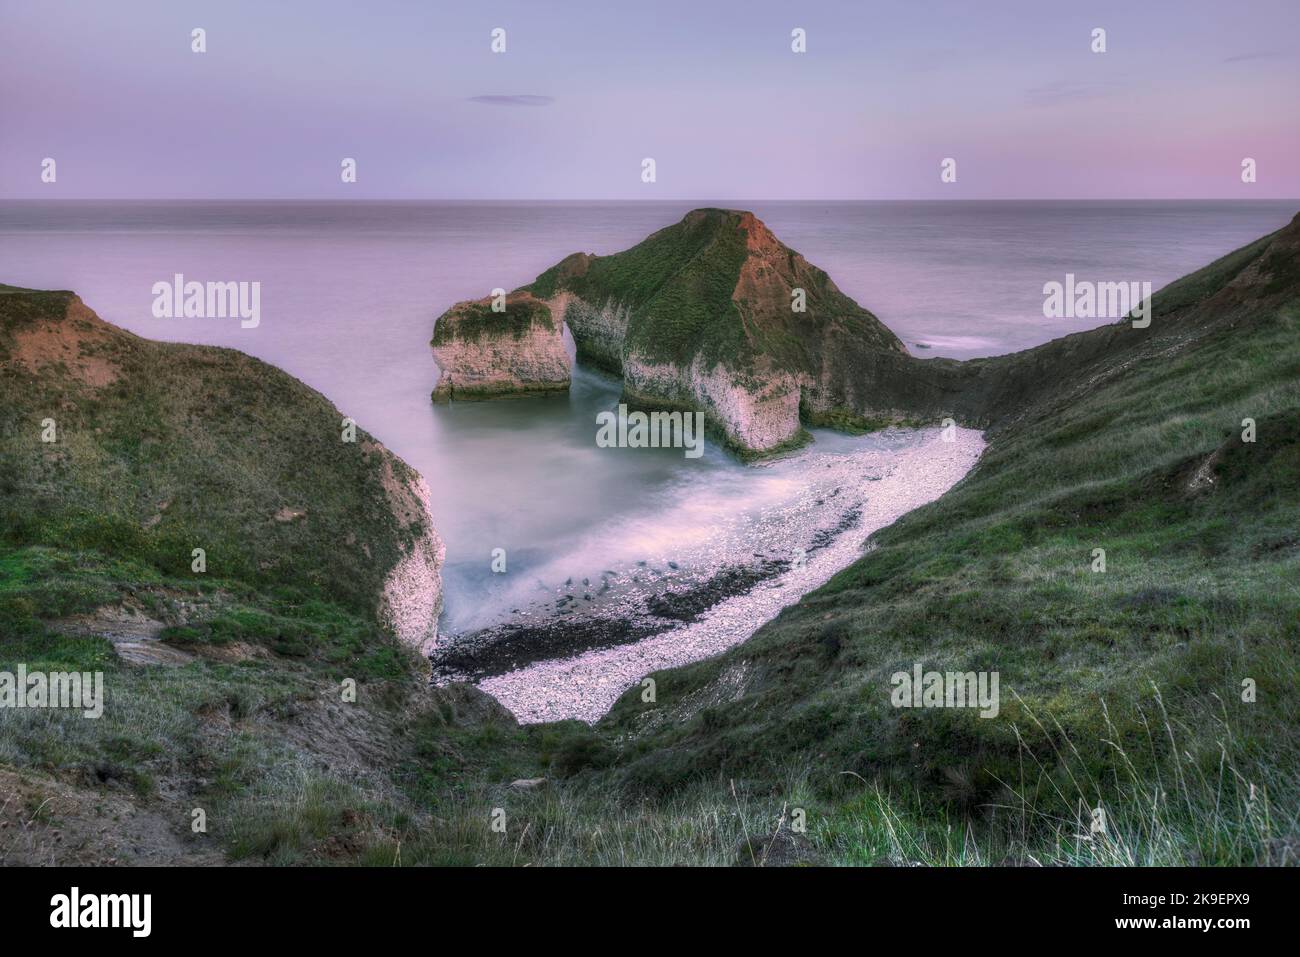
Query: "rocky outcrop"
430 291 569 401
367 444 446 654
521 208 916 453
0 285 444 652
430 208 927 453
434 208 1300 454
432 209 959 454
621 354 805 454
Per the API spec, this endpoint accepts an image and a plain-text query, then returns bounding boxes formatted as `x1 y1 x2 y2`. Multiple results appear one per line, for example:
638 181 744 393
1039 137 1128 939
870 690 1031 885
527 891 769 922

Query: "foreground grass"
1 532 1290 865
215 684 1294 866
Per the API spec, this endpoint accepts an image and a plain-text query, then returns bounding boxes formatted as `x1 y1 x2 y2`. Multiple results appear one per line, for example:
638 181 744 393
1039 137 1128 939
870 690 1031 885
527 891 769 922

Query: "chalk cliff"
432 209 928 454
430 291 569 401
530 209 920 453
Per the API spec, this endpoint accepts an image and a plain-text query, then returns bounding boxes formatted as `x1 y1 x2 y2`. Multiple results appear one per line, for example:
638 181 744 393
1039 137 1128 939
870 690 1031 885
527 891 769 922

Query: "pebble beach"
478 427 986 723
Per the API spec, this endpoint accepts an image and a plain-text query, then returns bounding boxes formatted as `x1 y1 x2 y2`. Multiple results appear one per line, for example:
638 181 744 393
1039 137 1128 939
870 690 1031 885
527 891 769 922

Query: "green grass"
0 291 425 622
530 209 752 368
527 208 899 374
0 546 452 863
430 296 555 346
589 233 1300 863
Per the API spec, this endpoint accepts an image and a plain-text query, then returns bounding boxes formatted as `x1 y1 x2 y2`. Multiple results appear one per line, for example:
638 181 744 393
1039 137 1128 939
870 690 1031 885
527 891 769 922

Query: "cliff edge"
0 285 444 652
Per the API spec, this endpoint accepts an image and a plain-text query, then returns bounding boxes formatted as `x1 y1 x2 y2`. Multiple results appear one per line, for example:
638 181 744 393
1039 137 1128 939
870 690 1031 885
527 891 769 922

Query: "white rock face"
550 293 810 453
431 295 570 400
367 442 445 654
623 354 804 452
435 287 890 454
550 294 631 372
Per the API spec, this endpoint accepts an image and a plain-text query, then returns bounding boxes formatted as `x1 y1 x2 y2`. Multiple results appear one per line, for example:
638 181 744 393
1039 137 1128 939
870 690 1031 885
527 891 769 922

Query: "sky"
1 0 1297 200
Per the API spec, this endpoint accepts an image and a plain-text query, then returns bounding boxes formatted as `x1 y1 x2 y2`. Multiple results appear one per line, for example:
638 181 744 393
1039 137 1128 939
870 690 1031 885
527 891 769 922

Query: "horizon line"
3 197 1298 204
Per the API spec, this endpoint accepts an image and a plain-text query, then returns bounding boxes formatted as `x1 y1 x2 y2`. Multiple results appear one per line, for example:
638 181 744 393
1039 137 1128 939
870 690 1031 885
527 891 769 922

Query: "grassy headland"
591 212 1300 864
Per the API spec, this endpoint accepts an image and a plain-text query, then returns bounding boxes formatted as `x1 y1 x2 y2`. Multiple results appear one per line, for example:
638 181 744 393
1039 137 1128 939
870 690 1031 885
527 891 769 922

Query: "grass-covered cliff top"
0 286 424 622
430 292 555 347
526 207 905 372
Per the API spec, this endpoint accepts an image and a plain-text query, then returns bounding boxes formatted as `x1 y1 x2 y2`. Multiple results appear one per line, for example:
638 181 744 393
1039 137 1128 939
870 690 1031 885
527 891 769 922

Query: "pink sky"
1 0 1297 199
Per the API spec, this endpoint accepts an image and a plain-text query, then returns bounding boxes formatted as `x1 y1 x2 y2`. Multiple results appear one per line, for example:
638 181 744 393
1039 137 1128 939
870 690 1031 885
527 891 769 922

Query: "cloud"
1023 79 1118 108
1221 50 1289 64
469 94 555 107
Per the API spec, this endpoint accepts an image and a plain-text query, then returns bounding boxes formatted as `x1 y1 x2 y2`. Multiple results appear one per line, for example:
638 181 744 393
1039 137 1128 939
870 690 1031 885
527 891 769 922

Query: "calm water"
2 200 1295 630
